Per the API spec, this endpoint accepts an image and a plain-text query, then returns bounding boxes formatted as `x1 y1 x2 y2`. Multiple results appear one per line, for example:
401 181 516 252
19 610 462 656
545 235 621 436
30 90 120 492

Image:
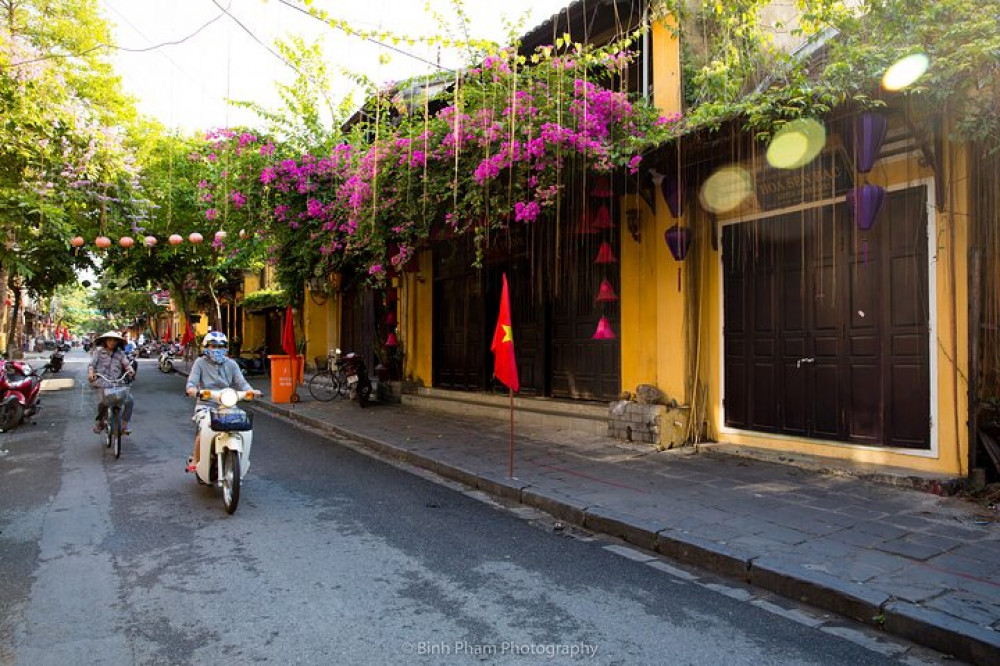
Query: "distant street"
0 350 940 665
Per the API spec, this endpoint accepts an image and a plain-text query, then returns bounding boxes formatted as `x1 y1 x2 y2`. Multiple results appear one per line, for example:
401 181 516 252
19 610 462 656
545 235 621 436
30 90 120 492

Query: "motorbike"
191 387 261 514
0 359 43 433
47 349 65 373
233 346 268 378
158 346 177 373
137 343 154 359
338 351 374 408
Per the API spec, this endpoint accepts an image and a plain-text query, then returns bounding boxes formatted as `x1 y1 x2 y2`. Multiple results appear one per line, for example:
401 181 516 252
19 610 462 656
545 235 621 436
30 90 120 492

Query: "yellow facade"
402 250 433 385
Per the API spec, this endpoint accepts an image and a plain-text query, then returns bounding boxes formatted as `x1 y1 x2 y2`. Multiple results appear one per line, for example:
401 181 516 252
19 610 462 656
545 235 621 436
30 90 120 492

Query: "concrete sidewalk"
241 376 999 664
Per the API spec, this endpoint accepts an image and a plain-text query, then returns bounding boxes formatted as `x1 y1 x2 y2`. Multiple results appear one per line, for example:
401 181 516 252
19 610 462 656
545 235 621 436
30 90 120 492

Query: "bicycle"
95 372 132 459
307 349 348 401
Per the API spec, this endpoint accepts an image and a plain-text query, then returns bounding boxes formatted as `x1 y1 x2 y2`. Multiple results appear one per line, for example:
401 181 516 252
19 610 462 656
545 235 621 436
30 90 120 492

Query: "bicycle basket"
103 385 131 406
210 408 253 432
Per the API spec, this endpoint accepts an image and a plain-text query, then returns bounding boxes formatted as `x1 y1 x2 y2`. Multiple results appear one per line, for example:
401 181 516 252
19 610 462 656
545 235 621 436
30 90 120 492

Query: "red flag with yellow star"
491 273 519 392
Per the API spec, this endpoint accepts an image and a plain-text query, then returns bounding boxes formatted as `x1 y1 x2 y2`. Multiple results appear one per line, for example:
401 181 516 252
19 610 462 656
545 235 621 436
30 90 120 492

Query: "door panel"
723 187 930 449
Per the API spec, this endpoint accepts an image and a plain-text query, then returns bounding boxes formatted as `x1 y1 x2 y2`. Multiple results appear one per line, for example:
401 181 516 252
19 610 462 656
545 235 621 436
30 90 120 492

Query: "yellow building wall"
402 250 433 385
700 132 970 476
303 287 339 369
620 17 688 402
240 273 266 350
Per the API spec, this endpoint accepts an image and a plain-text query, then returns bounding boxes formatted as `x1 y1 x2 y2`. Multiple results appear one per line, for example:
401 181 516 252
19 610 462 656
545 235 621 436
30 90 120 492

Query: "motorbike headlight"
219 388 239 407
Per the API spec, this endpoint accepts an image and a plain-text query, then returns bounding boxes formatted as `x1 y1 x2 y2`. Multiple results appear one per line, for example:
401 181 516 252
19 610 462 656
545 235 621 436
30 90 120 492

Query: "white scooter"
193 388 260 514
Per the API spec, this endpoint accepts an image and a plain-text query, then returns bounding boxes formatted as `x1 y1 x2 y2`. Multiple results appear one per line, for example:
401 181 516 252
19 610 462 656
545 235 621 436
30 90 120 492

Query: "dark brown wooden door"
433 241 486 390
723 187 929 448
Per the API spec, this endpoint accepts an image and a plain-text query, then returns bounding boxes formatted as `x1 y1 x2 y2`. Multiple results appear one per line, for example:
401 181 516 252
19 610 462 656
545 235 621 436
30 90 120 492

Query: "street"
0 351 948 665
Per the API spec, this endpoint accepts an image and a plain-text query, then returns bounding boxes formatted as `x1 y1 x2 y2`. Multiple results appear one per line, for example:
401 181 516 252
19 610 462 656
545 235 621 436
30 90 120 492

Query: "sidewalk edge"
251 399 997 666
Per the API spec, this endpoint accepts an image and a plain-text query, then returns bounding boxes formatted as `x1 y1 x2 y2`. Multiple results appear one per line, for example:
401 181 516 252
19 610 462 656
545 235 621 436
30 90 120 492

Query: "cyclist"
87 331 135 434
184 331 254 472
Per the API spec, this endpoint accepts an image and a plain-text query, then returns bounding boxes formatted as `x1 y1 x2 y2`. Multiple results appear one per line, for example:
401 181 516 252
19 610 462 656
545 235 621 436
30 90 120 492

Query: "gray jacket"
186 356 252 396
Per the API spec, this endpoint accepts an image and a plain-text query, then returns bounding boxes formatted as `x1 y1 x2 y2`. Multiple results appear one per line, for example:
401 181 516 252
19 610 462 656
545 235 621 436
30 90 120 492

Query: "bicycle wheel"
334 370 350 398
308 371 337 402
111 407 122 459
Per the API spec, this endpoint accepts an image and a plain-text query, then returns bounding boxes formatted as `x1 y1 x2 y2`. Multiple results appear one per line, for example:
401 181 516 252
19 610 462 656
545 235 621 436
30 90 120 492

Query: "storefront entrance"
723 186 931 449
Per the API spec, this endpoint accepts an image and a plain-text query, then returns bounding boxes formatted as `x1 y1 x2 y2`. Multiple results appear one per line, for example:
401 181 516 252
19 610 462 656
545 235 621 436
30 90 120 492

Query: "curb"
250 399 1000 665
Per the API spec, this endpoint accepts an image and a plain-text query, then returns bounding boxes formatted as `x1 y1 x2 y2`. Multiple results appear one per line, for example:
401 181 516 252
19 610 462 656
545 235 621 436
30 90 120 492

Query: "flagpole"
508 387 515 478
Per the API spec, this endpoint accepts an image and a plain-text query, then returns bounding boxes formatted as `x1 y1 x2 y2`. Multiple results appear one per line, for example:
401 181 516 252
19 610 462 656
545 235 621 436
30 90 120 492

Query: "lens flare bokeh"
766 118 826 170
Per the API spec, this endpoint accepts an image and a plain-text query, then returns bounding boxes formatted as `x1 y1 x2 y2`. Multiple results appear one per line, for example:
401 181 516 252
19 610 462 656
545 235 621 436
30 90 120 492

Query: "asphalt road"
0 351 949 665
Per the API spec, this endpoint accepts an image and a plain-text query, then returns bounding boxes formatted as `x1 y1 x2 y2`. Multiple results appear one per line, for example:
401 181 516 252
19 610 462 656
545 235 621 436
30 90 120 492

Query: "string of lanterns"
586 174 618 341
69 231 233 253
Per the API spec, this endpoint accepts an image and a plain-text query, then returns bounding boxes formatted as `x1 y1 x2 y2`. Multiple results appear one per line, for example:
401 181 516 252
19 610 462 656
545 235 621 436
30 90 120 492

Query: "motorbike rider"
184 331 253 472
87 331 136 434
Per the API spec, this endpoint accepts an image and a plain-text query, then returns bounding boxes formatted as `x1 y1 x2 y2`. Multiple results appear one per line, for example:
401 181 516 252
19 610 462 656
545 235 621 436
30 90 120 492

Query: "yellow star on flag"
501 324 513 343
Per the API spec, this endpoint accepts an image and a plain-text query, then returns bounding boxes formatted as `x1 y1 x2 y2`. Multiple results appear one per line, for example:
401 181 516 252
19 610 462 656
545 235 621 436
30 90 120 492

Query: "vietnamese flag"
180 319 195 347
490 273 519 393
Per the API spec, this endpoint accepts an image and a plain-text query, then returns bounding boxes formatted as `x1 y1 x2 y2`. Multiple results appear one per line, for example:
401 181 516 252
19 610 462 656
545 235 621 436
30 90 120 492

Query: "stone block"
883 600 1000 666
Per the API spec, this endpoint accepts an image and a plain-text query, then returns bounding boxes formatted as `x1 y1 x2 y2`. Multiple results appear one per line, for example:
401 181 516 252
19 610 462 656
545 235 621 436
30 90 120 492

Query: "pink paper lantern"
70 236 85 248
592 317 617 340
119 236 134 248
168 234 183 246
189 232 204 244
95 236 111 249
595 279 619 302
594 242 617 264
144 236 157 247
214 231 227 242
591 204 613 230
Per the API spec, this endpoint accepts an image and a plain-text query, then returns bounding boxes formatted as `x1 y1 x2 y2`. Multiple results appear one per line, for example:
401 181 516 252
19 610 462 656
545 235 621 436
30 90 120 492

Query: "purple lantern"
660 173 685 218
846 184 886 231
664 225 692 261
853 111 888 174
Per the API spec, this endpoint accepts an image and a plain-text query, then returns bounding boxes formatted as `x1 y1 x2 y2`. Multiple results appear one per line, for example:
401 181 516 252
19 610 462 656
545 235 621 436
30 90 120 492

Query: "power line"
275 0 456 73
7 7 228 67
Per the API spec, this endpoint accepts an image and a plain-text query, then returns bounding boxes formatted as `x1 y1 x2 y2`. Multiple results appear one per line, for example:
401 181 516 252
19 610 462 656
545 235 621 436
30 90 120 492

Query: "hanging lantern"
168 234 183 245
189 232 204 244
665 225 693 291
386 287 398 302
95 236 111 249
70 236 84 255
846 184 886 231
119 236 134 249
214 231 227 242
576 207 598 234
660 173 685 218
591 175 612 198
592 317 617 340
591 204 613 230
144 235 157 247
595 279 619 302
594 242 618 264
853 111 888 174
385 331 398 348
385 311 397 326
239 229 248 239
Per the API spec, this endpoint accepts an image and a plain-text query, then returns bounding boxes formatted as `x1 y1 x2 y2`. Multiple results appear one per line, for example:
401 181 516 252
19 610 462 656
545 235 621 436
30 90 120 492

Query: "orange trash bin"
268 355 302 403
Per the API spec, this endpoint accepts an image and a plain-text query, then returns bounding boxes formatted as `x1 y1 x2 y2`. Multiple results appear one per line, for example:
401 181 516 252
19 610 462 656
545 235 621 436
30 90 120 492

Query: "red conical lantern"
576 207 598 234
386 287 398 302
594 242 617 264
591 175 612 198
591 204 613 230
385 331 398 348
595 279 619 302
592 317 617 340
385 311 397 326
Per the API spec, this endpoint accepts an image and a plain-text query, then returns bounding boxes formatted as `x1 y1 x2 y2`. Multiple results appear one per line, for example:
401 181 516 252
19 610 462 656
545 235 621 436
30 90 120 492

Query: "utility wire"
7 7 228 67
275 0 456 73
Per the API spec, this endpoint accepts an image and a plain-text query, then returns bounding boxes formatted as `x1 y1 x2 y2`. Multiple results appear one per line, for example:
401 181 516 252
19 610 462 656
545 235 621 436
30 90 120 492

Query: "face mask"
207 348 227 363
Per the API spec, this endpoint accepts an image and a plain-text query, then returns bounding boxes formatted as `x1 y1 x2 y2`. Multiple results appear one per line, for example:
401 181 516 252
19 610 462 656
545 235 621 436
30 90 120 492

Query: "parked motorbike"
338 351 374 408
158 347 177 374
233 346 268 378
137 343 154 359
191 387 261 514
0 359 43 432
47 349 65 373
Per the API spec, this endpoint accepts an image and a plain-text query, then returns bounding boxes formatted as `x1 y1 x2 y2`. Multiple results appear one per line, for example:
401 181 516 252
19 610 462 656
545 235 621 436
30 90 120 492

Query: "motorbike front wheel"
158 359 173 374
0 400 22 432
221 449 240 514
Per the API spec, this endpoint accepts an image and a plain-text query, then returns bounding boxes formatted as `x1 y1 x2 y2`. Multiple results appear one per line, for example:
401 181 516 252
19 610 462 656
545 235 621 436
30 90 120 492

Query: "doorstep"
698 442 966 495
402 387 610 438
